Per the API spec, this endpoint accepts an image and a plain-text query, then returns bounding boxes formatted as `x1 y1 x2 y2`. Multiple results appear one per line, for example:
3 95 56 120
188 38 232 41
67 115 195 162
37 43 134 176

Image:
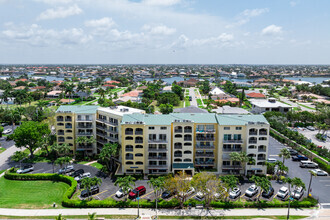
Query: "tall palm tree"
99 143 119 173
98 88 106 99
250 175 271 201
81 177 102 200
278 148 291 164
65 83 75 103
148 177 165 217
307 170 317 197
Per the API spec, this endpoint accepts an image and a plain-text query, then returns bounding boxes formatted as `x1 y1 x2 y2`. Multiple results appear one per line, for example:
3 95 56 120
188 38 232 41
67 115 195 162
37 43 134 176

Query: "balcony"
77 125 92 129
125 148 134 152
97 118 118 126
249 131 258 135
196 137 215 141
78 132 93 136
222 148 242 152
249 140 257 144
135 131 143 135
196 129 215 133
125 156 133 160
107 129 118 134
174 154 182 157
258 148 266 152
148 148 168 152
96 125 105 130
148 156 167 160
148 139 167 143
65 118 72 122
135 140 143 144
97 139 107 144
148 164 168 168
195 162 215 166
77 118 92 122
259 131 267 136
195 153 214 157
184 138 192 141
58 139 65 142
257 157 266 161
174 146 182 149
174 129 182 133
223 139 243 144
65 126 72 129
196 144 214 149
57 132 64 135
57 119 64 122
96 132 106 137
125 131 133 135
222 165 243 169
184 129 192 133
107 136 118 142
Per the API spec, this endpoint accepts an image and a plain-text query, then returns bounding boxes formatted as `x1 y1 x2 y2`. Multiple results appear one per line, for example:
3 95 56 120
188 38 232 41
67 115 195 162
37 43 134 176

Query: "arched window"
125 128 133 135
259 128 268 135
136 161 143 165
184 142 192 146
184 126 192 133
174 150 182 157
125 145 133 151
248 145 256 149
175 134 182 138
174 126 182 132
184 150 192 154
135 137 143 143
135 145 143 149
125 153 133 160
126 161 133 165
135 128 143 135
125 136 133 140
174 158 182 162
184 158 192 162
135 153 143 157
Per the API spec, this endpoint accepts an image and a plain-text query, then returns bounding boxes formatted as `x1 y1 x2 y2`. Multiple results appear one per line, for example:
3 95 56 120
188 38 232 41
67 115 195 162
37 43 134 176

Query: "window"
184 150 192 154
135 145 143 149
206 125 214 130
259 137 267 141
149 161 157 166
223 144 231 150
184 142 192 146
159 161 167 165
149 127 155 130
160 127 167 130
224 127 230 130
126 161 133 165
223 161 230 166
149 134 156 140
125 136 133 140
224 134 232 140
174 158 182 162
234 134 242 140
236 127 242 130
175 134 182 138
135 153 143 157
159 134 166 141
86 115 90 120
136 161 143 165
183 158 192 162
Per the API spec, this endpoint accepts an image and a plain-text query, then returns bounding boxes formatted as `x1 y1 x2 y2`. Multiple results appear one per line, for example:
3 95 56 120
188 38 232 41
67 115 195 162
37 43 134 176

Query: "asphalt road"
297 128 329 149
268 137 330 203
0 125 18 149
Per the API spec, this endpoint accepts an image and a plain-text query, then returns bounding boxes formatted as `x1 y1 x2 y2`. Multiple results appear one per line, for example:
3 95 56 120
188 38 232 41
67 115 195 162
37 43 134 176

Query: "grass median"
0 177 70 208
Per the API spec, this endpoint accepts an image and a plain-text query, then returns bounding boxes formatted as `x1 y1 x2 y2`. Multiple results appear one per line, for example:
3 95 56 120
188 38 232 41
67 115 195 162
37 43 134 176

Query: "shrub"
313 158 330 173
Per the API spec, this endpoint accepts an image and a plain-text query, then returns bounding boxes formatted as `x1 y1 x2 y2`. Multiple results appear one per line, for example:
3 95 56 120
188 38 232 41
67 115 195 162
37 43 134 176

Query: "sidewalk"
0 207 319 218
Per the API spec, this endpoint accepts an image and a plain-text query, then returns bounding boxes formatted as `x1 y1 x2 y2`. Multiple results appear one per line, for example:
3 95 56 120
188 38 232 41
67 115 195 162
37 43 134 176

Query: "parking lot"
296 128 329 149
0 125 18 149
268 137 330 203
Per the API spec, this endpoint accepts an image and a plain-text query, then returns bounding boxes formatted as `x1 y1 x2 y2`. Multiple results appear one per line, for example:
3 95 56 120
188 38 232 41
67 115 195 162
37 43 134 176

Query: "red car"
129 186 146 199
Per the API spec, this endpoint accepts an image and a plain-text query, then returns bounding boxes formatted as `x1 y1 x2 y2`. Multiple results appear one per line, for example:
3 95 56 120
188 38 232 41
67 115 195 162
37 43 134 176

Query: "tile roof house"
246 92 266 99
105 80 121 84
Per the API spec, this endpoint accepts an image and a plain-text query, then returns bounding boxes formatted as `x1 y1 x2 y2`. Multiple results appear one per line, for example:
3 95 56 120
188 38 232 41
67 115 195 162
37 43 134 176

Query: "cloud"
34 0 77 5
142 0 182 7
37 4 83 20
226 8 269 28
142 24 176 35
261 25 283 35
2 23 91 47
85 17 116 29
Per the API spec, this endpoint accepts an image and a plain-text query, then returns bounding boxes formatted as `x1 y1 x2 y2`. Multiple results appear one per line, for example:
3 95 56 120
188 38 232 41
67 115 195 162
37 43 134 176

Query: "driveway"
268 137 330 203
189 87 198 106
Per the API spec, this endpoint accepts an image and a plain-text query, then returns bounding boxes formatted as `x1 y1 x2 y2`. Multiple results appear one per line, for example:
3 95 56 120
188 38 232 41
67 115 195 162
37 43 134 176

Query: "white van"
299 161 318 168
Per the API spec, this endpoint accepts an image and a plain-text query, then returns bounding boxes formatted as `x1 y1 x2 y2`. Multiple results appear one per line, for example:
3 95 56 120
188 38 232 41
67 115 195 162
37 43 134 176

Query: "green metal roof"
216 114 269 125
170 113 217 123
56 105 99 114
173 163 194 169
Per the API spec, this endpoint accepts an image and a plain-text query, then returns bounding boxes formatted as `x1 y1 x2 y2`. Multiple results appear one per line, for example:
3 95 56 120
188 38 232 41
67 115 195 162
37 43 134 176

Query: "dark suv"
80 185 99 197
129 186 146 199
71 169 84 177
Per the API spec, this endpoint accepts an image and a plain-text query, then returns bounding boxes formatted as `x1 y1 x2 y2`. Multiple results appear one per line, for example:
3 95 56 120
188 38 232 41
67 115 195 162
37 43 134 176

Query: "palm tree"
220 175 239 201
229 152 241 174
65 83 75 103
247 156 256 175
98 88 106 99
278 148 291 164
286 177 305 220
148 176 165 217
250 175 271 201
307 170 317 197
99 143 119 173
81 177 102 200
114 176 136 200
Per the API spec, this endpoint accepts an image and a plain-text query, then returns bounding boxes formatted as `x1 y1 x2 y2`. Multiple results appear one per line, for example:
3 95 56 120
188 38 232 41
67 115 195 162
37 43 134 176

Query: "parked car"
291 187 304 200
299 161 318 168
245 185 259 197
129 186 146 199
70 169 84 177
262 187 274 198
1 123 8 126
267 158 277 163
311 169 328 176
195 192 204 201
74 172 91 182
287 148 298 156
307 126 315 131
161 190 175 199
229 187 241 199
16 165 34 174
277 186 289 199
115 188 131 198
179 187 195 197
189 96 192 101
3 129 12 134
58 165 74 174
80 185 99 197
292 155 309 161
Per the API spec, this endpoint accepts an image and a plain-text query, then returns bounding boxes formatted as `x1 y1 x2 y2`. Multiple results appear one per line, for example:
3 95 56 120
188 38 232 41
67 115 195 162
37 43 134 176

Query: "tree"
164 171 191 208
11 151 28 169
81 177 102 200
98 88 106 99
99 143 119 173
54 156 71 171
191 172 227 207
229 152 249 174
65 83 75 103
55 214 66 220
307 170 317 197
220 175 239 192
157 92 180 106
285 177 305 220
0 126 3 137
159 103 173 114
171 84 184 100
114 176 136 200
250 175 271 201
148 176 166 217
9 121 50 157
88 213 97 220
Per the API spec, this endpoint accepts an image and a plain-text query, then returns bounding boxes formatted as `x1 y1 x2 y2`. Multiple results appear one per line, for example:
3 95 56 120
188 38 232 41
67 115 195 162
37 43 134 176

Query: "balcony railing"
223 139 243 143
195 153 214 157
107 136 118 142
174 146 182 149
78 132 93 136
125 131 133 135
125 157 133 160
174 129 182 133
148 156 167 160
184 138 192 141
65 126 72 129
77 118 92 122
257 157 266 161
148 148 168 152
125 148 134 152
58 132 64 135
135 131 143 135
223 148 242 152
65 118 72 122
195 162 215 166
135 140 143 144
58 139 65 142
259 131 267 135
196 144 215 149
174 154 182 157
77 125 92 128
196 137 215 141
148 164 167 168
97 139 107 144
57 119 64 122
148 139 167 143
249 140 257 144
249 131 258 135
222 165 243 169
184 129 192 133
196 129 215 133
258 148 266 152
97 118 118 126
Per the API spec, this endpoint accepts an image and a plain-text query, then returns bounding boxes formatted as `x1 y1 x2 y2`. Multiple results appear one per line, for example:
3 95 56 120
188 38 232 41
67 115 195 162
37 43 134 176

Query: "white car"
195 192 204 201
74 172 91 182
267 158 277 163
58 165 74 174
229 187 241 199
115 188 131 198
291 187 304 200
277 186 289 199
16 165 34 174
245 185 259 197
3 129 12 134
311 169 328 176
179 187 195 197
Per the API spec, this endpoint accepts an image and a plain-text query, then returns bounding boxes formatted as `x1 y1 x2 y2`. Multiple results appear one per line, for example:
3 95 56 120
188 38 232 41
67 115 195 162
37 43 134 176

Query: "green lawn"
197 99 203 107
0 170 5 175
185 97 190 107
90 162 103 170
0 147 5 154
0 177 70 208
298 103 316 110
279 100 292 106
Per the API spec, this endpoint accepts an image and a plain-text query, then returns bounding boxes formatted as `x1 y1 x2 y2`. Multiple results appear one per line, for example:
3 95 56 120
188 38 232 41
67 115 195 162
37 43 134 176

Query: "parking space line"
240 194 245 198
256 192 261 198
107 193 116 198
95 190 108 196
140 190 154 199
271 193 277 200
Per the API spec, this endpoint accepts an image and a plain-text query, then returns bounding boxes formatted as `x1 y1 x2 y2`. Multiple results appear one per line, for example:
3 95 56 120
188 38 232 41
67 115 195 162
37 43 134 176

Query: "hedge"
3 168 318 209
313 158 330 173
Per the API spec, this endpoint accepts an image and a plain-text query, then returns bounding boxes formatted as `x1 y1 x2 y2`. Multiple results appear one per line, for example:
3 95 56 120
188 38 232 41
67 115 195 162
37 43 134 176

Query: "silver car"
277 186 289 199
245 185 259 197
229 187 241 199
291 187 304 200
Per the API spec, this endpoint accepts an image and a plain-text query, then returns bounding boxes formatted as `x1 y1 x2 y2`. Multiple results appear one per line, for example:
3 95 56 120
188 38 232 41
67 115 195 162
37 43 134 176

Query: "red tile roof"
246 92 266 98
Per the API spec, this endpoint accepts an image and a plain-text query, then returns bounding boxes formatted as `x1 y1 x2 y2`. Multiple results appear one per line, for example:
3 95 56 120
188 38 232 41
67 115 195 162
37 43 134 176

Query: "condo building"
55 106 269 175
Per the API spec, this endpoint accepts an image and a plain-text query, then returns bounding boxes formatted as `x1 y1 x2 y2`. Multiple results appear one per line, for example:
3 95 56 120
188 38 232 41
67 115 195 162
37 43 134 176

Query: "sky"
0 0 330 64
